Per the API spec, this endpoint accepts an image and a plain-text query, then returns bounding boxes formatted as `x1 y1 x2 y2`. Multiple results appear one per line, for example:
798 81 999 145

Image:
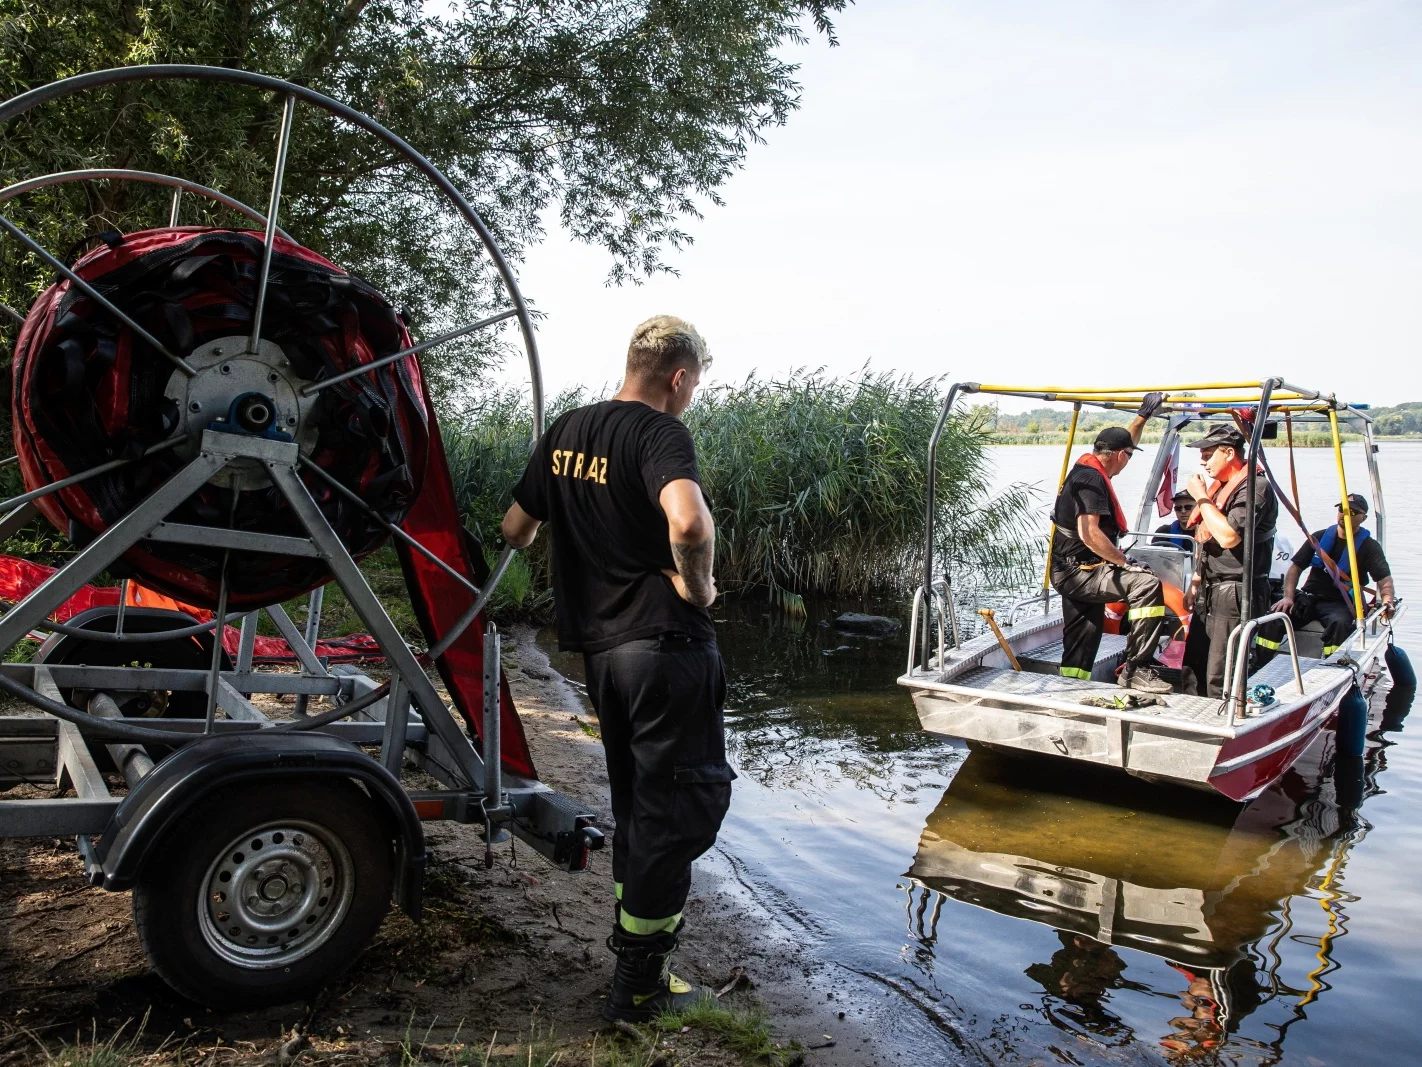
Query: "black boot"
603 921 711 1022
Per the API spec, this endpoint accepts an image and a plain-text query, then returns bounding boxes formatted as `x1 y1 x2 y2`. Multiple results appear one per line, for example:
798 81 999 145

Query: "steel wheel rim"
198 818 355 969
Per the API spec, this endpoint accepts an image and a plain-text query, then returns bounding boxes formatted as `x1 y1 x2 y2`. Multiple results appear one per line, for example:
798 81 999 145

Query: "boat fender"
1336 685 1369 758
1386 644 1417 689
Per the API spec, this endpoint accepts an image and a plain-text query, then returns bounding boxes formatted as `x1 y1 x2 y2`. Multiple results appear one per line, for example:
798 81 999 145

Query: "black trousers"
1051 562 1167 679
584 633 734 927
1292 593 1359 656
1183 578 1271 698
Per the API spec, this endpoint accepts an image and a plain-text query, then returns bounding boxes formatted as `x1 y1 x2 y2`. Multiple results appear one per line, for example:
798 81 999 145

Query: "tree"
0 0 846 396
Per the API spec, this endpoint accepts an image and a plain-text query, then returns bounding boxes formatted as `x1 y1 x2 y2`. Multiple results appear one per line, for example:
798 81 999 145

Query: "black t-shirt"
1292 528 1391 602
1052 464 1121 565
1199 472 1277 582
511 400 716 652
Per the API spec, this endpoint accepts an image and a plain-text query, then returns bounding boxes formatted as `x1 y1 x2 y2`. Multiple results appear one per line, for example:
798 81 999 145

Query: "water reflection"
904 713 1404 1064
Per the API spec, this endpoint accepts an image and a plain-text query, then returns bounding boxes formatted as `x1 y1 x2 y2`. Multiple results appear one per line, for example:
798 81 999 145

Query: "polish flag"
1156 437 1180 517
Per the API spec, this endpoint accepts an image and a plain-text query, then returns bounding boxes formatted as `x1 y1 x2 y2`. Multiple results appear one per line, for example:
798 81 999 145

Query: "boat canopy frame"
919 378 1381 673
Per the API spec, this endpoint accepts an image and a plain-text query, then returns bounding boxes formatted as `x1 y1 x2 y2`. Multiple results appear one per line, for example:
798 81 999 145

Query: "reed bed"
442 371 1040 612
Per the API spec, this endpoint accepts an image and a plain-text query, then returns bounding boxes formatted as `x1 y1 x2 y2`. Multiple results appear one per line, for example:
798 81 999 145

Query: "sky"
499 1 1421 410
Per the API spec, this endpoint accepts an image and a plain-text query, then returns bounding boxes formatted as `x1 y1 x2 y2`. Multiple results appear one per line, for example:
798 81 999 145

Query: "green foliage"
0 0 846 397
685 369 1041 600
442 370 1039 609
1371 402 1422 436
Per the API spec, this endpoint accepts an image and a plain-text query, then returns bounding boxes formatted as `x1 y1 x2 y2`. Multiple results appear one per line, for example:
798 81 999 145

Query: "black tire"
132 778 393 1006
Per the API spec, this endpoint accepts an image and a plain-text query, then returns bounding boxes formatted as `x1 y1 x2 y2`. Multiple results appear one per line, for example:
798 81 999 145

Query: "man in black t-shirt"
1270 493 1396 656
1180 424 1278 697
502 316 728 1021
1049 402 1172 694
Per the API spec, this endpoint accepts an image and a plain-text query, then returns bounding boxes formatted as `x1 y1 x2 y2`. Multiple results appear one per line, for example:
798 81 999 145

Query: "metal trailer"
0 66 602 1006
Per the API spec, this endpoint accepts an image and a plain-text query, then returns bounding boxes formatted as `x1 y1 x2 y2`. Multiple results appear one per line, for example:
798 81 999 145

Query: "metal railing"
1220 611 1304 725
907 581 951 675
1004 589 1057 627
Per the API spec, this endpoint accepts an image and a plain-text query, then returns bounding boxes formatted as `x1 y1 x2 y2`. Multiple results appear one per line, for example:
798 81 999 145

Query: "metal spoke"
296 455 479 595
0 213 197 377
168 187 182 227
0 434 185 515
0 171 293 241
300 309 518 396
0 455 18 469
248 93 296 355
1 300 23 327
428 546 513 661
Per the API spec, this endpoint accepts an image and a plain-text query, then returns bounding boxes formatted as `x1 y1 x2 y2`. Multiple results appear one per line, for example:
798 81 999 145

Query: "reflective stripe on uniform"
1127 605 1166 620
1254 635 1284 650
1323 644 1342 656
614 881 623 901
1059 666 1092 680
618 909 683 935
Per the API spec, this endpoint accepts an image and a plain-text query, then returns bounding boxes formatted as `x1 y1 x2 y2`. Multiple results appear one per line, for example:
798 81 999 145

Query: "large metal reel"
0 65 544 612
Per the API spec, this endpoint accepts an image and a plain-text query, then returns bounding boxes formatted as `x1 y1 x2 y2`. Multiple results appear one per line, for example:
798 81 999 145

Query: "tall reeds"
441 370 1040 610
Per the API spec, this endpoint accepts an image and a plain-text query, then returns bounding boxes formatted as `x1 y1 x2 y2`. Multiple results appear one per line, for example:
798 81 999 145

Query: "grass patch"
572 714 601 739
656 1000 804 1065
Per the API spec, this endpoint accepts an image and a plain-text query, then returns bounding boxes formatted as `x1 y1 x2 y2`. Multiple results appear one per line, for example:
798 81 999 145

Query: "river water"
549 441 1422 1066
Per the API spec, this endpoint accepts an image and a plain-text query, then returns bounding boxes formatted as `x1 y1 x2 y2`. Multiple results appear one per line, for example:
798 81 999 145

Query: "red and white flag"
1156 437 1180 517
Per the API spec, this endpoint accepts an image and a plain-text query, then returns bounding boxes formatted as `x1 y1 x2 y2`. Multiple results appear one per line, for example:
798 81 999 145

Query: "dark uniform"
1050 459 1168 682
1289 524 1389 655
511 399 733 934
1181 432 1278 699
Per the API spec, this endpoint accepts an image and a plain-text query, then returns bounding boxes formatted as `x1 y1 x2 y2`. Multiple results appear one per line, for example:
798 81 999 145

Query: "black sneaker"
1118 666 1173 695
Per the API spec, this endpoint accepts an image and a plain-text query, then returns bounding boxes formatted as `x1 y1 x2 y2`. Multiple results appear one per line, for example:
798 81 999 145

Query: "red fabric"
0 554 382 663
0 555 119 620
393 374 536 780
1075 453 1129 530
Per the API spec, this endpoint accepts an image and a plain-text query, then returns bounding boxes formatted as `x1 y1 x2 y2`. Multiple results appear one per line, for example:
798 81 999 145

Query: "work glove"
1122 556 1152 574
1137 391 1165 419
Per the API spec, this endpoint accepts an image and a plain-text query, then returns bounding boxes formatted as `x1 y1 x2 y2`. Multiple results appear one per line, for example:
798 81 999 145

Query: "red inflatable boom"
9 227 534 777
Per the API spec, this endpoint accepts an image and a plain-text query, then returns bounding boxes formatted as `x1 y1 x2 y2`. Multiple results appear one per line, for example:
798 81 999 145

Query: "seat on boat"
1018 633 1127 682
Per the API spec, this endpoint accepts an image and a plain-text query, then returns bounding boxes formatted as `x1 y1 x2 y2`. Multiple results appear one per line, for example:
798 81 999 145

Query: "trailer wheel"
132 779 393 1006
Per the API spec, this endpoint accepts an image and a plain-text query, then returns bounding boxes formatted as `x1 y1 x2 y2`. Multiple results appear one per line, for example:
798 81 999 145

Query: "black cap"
1093 426 1139 453
1187 424 1248 451
1172 489 1194 503
1338 493 1369 515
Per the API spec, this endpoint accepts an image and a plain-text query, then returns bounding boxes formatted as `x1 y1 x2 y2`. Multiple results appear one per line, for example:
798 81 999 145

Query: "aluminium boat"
898 379 1401 801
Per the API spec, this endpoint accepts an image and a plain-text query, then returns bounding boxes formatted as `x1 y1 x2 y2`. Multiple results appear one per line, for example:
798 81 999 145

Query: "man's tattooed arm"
670 532 717 608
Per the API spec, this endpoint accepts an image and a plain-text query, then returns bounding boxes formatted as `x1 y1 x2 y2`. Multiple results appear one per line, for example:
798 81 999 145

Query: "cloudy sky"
506 1 1420 409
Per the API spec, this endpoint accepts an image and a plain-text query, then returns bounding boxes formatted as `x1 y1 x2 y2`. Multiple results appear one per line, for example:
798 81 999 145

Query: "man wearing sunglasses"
1271 494 1396 657
1153 490 1197 549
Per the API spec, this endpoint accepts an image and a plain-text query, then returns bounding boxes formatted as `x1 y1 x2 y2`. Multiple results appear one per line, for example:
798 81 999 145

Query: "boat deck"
953 653 1327 727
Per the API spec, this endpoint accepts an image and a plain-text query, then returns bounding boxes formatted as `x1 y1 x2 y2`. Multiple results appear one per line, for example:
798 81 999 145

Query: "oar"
978 608 1023 671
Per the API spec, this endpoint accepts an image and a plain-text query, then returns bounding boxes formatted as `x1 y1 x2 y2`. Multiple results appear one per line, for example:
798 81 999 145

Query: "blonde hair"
626 315 710 378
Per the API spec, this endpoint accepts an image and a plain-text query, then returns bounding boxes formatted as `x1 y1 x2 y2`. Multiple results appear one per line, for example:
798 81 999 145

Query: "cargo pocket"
671 760 736 856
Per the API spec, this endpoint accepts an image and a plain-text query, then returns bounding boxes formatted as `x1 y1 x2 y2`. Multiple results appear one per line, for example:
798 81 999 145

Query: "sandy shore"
0 626 873 1065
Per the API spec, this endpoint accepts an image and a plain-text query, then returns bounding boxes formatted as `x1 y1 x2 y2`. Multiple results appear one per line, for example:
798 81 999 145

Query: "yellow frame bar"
976 381 1285 395
1042 403 1082 589
1328 408 1366 629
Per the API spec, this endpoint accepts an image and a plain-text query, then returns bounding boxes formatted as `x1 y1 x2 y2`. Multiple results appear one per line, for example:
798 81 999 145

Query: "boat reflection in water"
905 687 1412 1061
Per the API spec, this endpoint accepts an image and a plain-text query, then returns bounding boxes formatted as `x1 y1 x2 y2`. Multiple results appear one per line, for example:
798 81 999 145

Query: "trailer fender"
94 732 426 919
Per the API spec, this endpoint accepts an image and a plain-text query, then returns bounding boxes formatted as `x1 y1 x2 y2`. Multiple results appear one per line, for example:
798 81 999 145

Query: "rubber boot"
603 921 712 1022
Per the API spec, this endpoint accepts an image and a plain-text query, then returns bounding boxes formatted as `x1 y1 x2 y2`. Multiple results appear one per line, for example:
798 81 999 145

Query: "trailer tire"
132 778 393 1006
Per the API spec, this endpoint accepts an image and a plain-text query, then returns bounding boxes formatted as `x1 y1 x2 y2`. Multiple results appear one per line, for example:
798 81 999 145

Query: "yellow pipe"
1037 392 1308 405
1328 408 1366 630
1042 404 1081 589
976 380 1294 395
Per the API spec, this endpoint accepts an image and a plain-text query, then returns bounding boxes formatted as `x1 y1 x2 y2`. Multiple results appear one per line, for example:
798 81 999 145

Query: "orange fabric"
1185 461 1249 544
1075 453 1129 530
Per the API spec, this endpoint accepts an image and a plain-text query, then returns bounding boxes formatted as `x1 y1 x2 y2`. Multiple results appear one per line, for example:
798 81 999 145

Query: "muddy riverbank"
0 627 866 1066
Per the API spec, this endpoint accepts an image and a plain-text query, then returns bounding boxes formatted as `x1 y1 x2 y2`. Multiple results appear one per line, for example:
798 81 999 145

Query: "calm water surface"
549 442 1422 1065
